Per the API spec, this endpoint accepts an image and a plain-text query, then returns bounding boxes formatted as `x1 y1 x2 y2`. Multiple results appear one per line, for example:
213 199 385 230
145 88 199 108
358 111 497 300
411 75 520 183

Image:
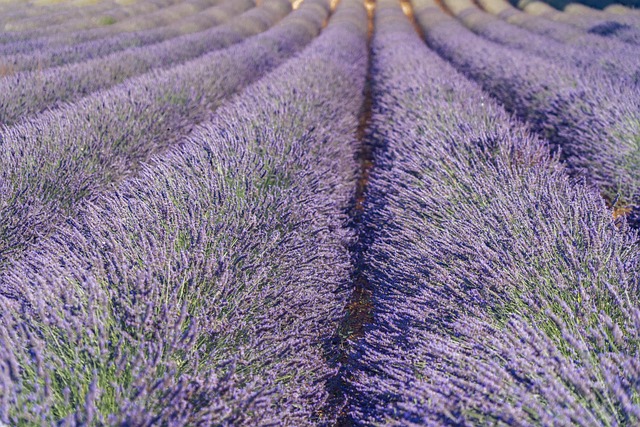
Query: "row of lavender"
0 0 211 43
2 0 639 423
409 0 640 226
0 0 281 125
0 0 253 72
542 0 640 10
0 0 309 264
0 0 202 55
0 0 148 31
443 0 640 81
551 1 640 25
0 0 367 424
477 0 638 59
348 0 640 425
0 0 186 31
520 0 640 45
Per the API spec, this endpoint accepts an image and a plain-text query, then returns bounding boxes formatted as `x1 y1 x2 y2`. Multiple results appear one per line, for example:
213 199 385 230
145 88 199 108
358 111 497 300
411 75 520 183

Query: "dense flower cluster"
478 0 638 53
1 0 639 424
444 0 640 82
606 4 640 16
0 0 191 44
0 0 255 74
0 0 295 125
0 0 367 424
521 0 640 45
0 0 316 262
413 0 640 221
348 1 640 424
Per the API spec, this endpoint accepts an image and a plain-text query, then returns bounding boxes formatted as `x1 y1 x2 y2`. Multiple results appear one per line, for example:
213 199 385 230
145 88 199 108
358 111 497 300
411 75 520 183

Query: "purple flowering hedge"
348 1 640 424
564 2 640 27
413 0 640 223
0 0 190 46
0 0 319 263
444 0 640 82
1 0 639 425
0 0 293 125
520 0 640 46
0 0 367 424
477 0 638 54
0 0 224 43
0 0 256 74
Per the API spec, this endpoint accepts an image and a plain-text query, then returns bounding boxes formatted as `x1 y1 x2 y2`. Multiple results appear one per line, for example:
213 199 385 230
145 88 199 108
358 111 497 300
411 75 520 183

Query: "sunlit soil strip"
346 0 375 336
335 0 375 345
329 1 375 426
431 0 453 15
365 0 375 25
400 0 425 36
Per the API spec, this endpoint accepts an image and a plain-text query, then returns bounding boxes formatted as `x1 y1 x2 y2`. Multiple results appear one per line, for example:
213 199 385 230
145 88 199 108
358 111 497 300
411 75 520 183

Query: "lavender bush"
0 0 261 57
520 0 640 45
1 0 185 31
0 0 253 75
1 0 129 32
4 0 640 424
477 0 639 54
14 0 222 36
564 2 640 26
444 0 640 83
0 0 288 125
0 0 367 423
7 7 125 32
0 0 185 42
554 0 640 8
348 1 640 424
112 0 227 32
412 0 640 223
0 0 321 265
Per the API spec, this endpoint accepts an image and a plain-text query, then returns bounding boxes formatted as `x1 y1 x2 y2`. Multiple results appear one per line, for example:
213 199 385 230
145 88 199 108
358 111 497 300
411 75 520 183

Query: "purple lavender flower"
348 1 640 425
0 0 315 266
477 0 639 53
412 0 640 223
0 0 367 424
0 0 255 75
0 0 294 126
520 0 640 45
444 0 640 83
564 2 640 27
0 0 217 42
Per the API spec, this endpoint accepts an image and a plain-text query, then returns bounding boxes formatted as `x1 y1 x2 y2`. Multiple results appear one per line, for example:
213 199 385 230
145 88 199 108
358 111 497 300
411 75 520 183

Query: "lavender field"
0 0 639 425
